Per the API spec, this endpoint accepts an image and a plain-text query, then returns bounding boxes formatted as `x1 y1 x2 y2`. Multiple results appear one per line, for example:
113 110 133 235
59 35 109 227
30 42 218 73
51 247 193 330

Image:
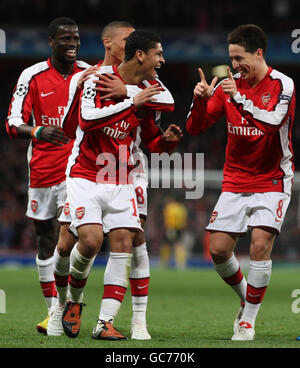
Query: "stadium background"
0 0 300 266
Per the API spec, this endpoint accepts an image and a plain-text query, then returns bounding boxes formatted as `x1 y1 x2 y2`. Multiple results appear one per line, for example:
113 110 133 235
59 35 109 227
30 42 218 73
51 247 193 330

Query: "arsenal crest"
31 200 38 213
64 203 70 216
76 207 85 219
210 211 218 223
261 92 271 107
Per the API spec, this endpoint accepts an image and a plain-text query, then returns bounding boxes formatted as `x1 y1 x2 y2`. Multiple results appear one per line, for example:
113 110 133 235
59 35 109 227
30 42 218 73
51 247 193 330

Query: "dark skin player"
15 24 81 260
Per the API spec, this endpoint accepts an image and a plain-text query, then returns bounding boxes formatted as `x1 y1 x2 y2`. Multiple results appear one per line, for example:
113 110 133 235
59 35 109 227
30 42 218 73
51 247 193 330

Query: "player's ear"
256 48 264 59
48 37 54 48
103 37 111 50
136 50 145 64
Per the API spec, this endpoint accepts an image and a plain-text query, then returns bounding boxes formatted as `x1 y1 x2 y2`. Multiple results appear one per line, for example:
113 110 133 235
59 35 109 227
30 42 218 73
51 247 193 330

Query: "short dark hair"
48 17 78 38
101 20 134 40
124 30 161 62
227 24 267 56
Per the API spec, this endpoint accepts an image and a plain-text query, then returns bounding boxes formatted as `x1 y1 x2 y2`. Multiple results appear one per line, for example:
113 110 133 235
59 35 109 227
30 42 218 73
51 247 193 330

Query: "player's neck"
248 63 269 87
102 54 120 67
117 61 143 85
50 57 75 78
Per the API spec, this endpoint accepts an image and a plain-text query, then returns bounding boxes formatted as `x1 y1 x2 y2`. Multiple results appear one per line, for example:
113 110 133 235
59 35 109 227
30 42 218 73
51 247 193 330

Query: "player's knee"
56 224 77 256
109 229 135 253
78 229 103 257
209 241 229 260
250 240 271 260
133 229 145 247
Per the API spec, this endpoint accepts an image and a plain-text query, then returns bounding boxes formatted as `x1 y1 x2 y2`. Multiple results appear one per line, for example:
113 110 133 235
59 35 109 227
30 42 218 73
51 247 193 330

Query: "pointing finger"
227 66 233 80
210 76 218 90
198 68 206 83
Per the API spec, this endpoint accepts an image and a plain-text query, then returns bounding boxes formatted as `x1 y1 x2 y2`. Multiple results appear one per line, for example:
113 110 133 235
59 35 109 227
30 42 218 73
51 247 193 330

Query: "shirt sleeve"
231 80 295 135
6 69 34 138
79 74 136 132
126 78 174 113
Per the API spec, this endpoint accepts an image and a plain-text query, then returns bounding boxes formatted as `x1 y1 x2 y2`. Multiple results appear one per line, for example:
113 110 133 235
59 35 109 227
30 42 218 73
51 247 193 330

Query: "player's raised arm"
186 67 223 135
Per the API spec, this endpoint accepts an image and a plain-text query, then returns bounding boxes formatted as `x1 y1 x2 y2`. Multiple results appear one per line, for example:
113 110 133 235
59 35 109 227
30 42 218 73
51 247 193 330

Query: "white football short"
206 192 291 234
59 177 149 228
58 199 72 224
66 177 143 234
26 181 67 221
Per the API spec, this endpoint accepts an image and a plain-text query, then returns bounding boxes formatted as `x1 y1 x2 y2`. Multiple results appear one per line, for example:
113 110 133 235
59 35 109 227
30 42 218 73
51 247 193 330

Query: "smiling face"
139 43 165 80
49 25 80 64
228 44 263 81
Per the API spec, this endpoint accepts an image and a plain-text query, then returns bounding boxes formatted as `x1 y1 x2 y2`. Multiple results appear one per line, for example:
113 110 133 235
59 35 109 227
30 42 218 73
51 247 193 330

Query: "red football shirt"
66 64 175 184
186 67 295 195
6 58 90 187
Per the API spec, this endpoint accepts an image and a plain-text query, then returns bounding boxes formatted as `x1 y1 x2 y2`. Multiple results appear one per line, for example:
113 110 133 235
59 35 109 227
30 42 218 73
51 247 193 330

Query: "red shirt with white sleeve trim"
6 58 90 188
186 67 295 195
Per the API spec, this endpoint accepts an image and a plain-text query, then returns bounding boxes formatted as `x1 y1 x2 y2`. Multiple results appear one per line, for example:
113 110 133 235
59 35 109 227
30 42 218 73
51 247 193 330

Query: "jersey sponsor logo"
15 84 28 97
31 200 38 213
210 211 218 223
41 115 63 127
227 122 264 136
75 206 85 220
64 202 70 216
102 120 131 141
41 91 55 97
261 92 271 107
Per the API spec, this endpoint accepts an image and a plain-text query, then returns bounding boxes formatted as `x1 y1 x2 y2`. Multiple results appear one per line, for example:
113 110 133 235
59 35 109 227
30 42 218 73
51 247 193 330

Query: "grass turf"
0 266 300 349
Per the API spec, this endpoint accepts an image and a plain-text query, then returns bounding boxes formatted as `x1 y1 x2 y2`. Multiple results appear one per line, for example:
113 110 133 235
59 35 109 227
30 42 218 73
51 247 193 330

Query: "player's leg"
47 218 77 336
27 185 65 333
130 217 151 340
232 192 290 341
61 177 104 338
62 224 102 338
207 193 251 335
34 217 59 334
209 230 247 301
92 228 135 341
232 227 275 341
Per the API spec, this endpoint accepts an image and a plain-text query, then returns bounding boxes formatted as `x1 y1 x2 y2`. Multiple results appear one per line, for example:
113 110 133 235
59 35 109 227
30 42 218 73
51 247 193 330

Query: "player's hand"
40 126 71 146
94 73 127 99
133 85 161 109
194 68 218 98
221 67 237 98
77 66 100 89
162 124 183 141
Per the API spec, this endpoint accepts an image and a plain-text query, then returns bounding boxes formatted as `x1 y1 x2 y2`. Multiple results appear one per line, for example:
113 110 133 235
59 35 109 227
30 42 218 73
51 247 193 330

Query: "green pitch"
0 265 300 348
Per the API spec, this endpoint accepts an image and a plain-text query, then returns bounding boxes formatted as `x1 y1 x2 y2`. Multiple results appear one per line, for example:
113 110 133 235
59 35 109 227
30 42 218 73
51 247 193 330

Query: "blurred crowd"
0 0 297 33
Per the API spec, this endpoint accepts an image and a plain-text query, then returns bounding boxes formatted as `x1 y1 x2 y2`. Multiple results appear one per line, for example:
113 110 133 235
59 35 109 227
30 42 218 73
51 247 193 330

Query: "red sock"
40 281 57 298
102 284 127 303
129 277 150 297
